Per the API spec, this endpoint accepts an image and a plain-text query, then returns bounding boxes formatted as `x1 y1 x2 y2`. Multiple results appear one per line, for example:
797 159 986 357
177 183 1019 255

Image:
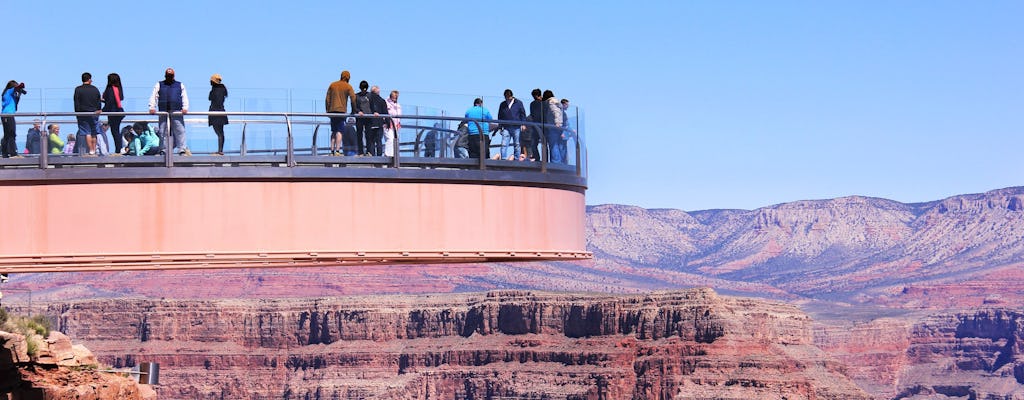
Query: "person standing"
25 120 43 154
464 98 492 159
560 98 575 164
366 85 388 157
496 89 527 161
1 81 26 158
353 81 372 156
102 73 125 154
148 67 190 156
208 74 229 155
325 71 356 156
383 89 401 157
73 73 103 156
542 90 564 163
526 88 544 161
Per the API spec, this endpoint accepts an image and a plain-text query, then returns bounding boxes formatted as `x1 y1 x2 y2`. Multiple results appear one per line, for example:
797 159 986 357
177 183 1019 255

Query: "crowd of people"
2 68 225 158
2 68 575 162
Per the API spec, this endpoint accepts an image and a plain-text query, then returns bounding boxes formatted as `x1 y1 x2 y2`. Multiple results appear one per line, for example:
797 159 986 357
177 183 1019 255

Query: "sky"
7 1 1023 211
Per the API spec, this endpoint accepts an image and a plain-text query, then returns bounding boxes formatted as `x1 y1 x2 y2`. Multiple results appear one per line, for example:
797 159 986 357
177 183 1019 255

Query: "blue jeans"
546 128 564 163
158 114 188 152
499 126 521 160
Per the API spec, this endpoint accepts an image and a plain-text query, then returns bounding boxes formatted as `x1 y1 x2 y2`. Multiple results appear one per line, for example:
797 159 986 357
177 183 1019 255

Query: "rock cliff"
0 330 155 399
814 308 1024 399
49 289 869 399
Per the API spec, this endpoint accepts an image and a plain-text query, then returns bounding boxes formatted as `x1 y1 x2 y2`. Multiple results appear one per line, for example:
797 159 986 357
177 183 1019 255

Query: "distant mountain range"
586 186 1024 307
7 187 1024 311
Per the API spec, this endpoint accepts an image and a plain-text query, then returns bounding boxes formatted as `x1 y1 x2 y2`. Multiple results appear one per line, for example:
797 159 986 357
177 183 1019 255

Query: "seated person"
342 117 358 156
62 134 76 155
46 124 65 154
126 122 161 156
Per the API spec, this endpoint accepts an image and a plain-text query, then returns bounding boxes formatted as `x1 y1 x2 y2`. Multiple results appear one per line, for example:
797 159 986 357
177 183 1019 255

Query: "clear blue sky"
8 1 1023 210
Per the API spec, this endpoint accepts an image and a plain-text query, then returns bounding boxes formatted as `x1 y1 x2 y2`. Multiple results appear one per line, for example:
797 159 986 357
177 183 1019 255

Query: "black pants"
1 117 16 157
212 124 226 153
366 125 382 156
108 115 124 153
466 134 490 159
356 119 371 155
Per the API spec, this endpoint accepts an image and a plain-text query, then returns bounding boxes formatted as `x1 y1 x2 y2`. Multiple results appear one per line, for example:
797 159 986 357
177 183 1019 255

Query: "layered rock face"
50 289 868 399
814 308 1024 399
894 309 1024 399
0 330 154 399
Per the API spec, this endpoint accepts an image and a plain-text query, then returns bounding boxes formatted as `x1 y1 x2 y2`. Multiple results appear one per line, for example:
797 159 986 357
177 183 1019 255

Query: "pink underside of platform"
1 181 585 258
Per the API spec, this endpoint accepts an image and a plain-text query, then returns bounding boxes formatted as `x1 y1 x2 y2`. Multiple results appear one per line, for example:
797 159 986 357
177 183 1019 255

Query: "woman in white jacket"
383 90 402 157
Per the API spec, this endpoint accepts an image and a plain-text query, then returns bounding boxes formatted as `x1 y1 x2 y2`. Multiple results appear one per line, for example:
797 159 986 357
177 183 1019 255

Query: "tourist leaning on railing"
73 73 103 156
148 67 191 156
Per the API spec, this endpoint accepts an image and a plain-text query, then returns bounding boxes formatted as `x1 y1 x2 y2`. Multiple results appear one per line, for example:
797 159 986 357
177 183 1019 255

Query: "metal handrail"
0 111 583 177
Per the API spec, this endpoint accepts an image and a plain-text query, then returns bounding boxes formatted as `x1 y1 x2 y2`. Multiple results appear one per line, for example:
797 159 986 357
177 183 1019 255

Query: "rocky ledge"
0 330 155 400
50 289 869 399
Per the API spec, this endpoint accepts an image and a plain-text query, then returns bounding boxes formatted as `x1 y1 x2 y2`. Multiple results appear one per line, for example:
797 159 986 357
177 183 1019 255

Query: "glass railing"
0 89 586 179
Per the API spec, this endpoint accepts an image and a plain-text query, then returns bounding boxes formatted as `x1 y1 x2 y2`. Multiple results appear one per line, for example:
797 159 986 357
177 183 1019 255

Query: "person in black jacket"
354 81 372 155
102 73 125 154
526 88 544 161
73 72 103 156
496 89 527 161
208 74 229 155
366 85 389 156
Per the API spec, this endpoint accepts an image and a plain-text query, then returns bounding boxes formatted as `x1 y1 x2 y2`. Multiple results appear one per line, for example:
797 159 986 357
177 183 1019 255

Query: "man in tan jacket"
325 70 356 156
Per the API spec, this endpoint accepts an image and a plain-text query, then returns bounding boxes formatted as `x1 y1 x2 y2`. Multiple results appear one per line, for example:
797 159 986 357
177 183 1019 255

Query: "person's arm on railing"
147 83 159 114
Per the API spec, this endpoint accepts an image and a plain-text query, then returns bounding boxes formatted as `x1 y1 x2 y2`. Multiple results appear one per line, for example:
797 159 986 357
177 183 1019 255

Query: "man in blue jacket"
464 98 492 159
148 67 191 156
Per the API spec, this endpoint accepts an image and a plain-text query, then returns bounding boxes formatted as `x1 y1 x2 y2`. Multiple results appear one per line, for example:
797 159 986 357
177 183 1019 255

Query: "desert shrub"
3 315 50 337
0 308 7 325
25 336 37 356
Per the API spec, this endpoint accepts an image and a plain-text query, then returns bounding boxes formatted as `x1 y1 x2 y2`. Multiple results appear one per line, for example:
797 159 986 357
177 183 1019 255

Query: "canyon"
50 289 871 399
2 186 1023 398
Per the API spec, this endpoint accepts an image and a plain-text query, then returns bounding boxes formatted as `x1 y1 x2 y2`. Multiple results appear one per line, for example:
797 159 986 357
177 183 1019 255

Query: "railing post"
240 123 247 156
539 123 547 173
574 108 581 177
311 124 320 156
164 112 173 168
471 121 485 170
285 114 295 167
38 114 47 169
390 118 400 168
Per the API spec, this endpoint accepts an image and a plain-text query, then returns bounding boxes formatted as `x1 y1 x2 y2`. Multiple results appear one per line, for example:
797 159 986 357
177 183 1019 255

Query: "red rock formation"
813 307 1024 399
49 289 869 399
0 330 155 399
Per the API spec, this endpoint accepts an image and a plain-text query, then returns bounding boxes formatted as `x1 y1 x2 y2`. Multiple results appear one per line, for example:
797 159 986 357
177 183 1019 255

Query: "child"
62 133 76 155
